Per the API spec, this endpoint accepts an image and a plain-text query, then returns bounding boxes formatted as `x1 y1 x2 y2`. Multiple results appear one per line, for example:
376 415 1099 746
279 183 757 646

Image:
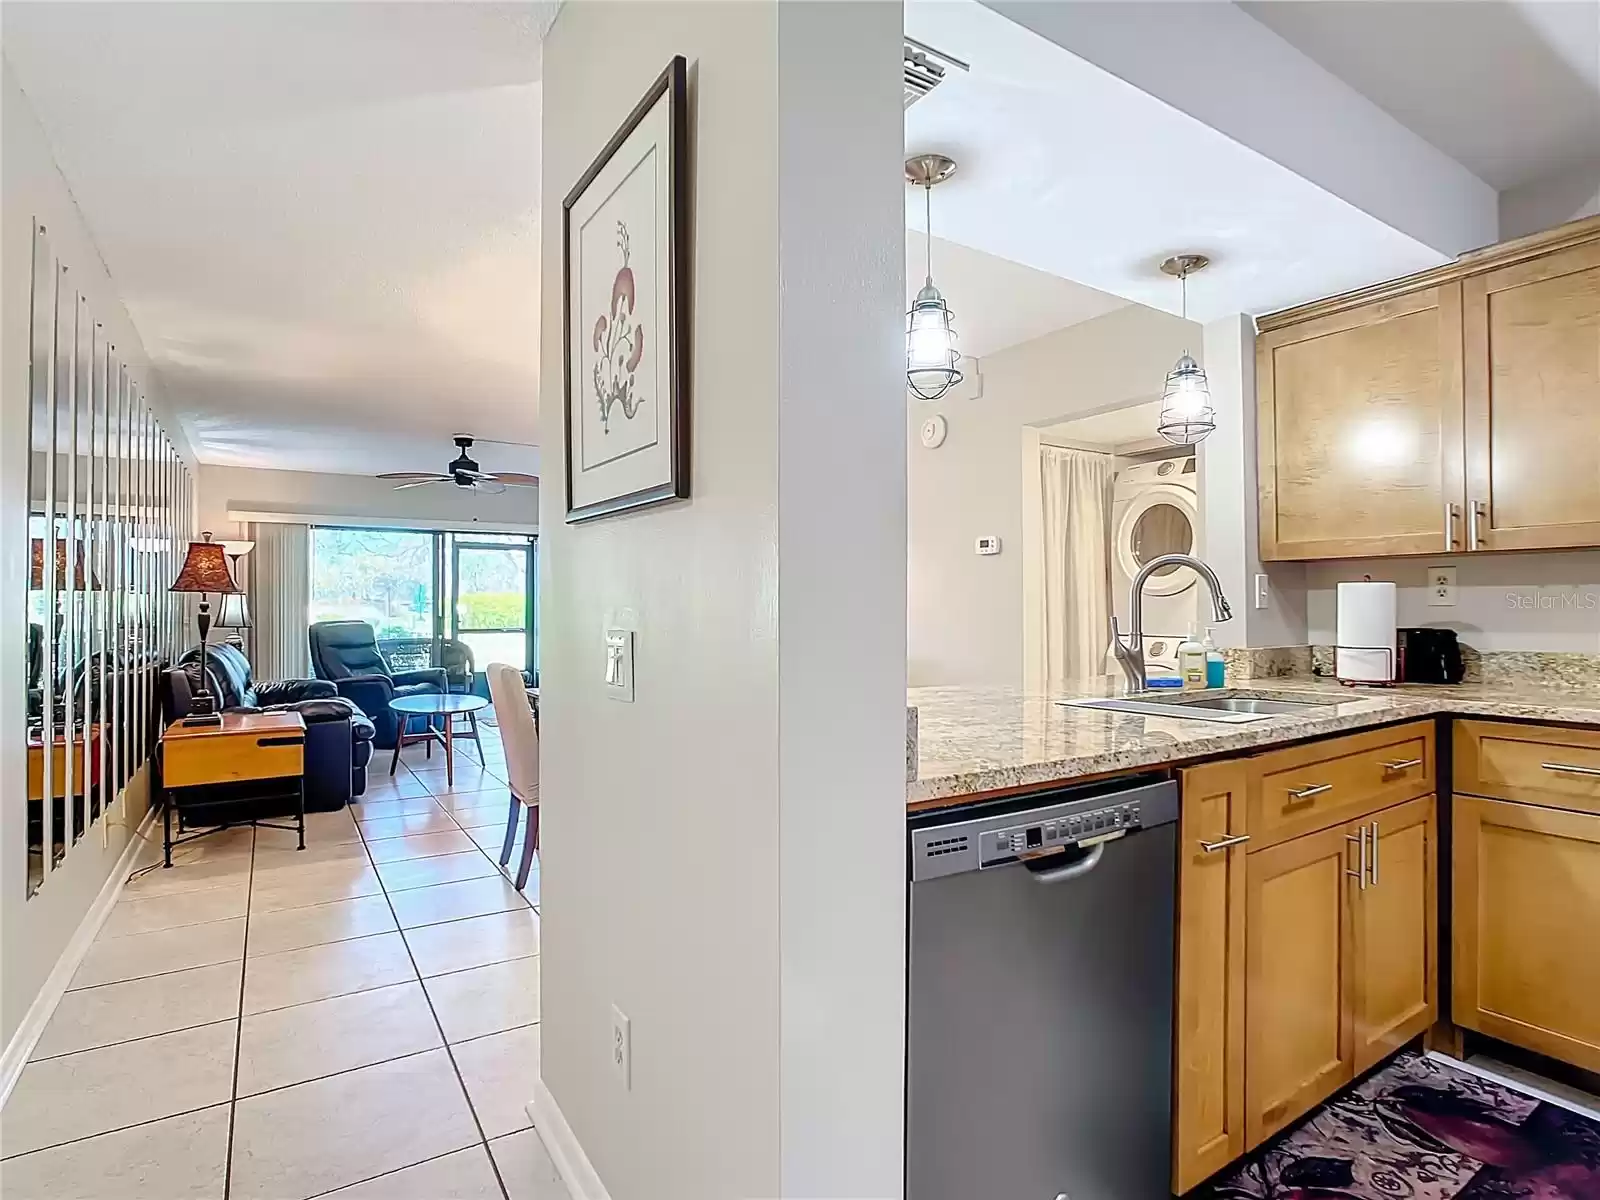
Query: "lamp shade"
30 538 94 590
214 591 252 629
219 540 255 559
170 537 239 595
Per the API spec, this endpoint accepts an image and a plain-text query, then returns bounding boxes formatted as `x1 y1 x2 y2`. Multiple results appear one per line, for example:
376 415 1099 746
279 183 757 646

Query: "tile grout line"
352 788 516 1200
223 824 259 1200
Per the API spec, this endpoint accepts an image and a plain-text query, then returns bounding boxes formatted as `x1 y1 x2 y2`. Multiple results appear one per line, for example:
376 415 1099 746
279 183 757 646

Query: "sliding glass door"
450 536 534 677
308 525 536 684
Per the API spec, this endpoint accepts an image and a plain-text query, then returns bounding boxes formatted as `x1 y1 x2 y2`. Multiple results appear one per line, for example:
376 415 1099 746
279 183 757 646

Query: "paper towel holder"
1335 645 1397 688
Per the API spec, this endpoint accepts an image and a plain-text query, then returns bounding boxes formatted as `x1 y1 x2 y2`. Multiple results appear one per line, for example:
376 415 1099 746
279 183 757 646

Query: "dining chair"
486 662 540 889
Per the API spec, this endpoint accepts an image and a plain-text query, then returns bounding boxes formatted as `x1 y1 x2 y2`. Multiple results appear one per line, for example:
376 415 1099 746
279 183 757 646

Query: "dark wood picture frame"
562 55 690 524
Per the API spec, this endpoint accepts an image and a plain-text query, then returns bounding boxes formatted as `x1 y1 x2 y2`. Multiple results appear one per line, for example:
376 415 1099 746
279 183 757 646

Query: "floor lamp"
169 532 240 727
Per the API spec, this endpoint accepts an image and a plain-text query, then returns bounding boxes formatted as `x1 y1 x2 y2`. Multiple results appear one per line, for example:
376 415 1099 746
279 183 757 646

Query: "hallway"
1 726 563 1200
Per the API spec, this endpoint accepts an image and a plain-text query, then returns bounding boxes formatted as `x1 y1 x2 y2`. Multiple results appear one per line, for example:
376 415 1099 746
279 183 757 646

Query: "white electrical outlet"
1253 573 1270 610
1427 565 1457 607
610 1005 632 1089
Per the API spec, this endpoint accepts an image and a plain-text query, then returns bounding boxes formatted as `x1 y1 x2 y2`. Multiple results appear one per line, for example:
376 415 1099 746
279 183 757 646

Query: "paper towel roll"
1336 582 1398 682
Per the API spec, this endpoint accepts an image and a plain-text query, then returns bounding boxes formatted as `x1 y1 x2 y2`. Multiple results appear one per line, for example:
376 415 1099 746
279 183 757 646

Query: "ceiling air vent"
905 36 968 109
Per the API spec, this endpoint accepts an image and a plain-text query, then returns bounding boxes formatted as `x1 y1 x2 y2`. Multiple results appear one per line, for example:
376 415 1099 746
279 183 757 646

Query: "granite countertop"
907 676 1600 808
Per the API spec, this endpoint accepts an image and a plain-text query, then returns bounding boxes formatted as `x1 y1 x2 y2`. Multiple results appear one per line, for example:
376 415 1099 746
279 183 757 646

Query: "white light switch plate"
611 1004 632 1090
604 629 635 701
1427 566 1457 607
1253 574 1270 610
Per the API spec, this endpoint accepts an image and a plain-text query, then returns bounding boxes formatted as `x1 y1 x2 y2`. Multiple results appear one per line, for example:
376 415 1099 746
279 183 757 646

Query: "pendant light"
1157 254 1216 446
906 153 964 401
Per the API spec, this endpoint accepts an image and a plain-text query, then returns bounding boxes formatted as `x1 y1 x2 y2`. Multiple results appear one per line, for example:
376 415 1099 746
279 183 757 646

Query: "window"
308 526 536 678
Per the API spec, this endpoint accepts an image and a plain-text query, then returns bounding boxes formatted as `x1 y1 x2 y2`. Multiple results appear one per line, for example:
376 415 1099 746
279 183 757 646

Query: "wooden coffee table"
389 693 489 786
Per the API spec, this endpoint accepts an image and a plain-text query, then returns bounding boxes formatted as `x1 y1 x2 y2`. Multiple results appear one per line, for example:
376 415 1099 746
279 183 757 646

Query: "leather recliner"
308 620 447 749
162 644 375 812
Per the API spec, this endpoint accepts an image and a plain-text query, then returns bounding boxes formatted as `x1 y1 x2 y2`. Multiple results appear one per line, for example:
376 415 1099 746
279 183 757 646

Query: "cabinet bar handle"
1369 820 1379 886
1445 502 1460 550
1381 758 1423 772
1288 783 1334 800
1469 498 1487 548
1346 826 1368 890
1541 761 1600 778
1199 833 1251 853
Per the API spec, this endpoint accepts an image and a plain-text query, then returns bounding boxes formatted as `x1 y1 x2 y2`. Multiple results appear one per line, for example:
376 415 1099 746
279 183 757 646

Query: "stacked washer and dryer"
1110 455 1199 681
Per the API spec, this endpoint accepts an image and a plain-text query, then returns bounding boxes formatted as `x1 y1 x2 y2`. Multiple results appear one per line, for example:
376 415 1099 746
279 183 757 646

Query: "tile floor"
1 721 570 1200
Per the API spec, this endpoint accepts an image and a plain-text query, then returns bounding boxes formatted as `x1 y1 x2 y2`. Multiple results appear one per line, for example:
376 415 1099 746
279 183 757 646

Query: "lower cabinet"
1174 731 1438 1191
1453 794 1600 1072
1244 795 1437 1147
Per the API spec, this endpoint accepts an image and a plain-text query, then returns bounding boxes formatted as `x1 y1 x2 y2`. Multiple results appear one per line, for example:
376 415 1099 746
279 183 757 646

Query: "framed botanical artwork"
563 55 690 523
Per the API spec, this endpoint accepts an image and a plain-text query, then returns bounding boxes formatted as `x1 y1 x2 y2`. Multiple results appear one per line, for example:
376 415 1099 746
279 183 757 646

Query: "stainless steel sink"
1061 692 1335 723
1171 696 1328 715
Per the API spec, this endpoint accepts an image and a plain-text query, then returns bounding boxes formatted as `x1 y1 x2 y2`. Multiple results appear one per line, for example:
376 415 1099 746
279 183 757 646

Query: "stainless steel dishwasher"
906 777 1178 1200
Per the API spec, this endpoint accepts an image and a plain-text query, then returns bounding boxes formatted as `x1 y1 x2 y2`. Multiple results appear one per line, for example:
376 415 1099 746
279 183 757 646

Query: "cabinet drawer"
164 733 304 789
1246 723 1434 850
1455 721 1600 815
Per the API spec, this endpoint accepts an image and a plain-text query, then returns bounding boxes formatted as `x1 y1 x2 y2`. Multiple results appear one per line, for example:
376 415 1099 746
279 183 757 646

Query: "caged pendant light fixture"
1157 254 1217 446
905 153 964 401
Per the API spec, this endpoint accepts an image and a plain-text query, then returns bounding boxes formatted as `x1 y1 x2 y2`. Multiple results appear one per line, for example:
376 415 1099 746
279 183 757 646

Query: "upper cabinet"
1463 240 1600 551
1257 216 1600 561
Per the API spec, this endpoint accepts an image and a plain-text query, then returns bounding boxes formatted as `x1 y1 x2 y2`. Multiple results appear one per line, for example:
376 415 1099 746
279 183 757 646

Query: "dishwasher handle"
1024 842 1106 884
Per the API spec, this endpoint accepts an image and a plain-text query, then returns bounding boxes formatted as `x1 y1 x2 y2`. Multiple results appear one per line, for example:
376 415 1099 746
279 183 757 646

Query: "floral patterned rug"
1196 1052 1600 1199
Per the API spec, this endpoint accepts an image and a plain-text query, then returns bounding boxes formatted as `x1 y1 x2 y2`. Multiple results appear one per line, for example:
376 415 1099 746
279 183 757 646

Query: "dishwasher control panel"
908 779 1179 883
978 801 1141 868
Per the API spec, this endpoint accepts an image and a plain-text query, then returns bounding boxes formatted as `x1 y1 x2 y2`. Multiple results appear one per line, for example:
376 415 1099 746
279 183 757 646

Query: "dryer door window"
1132 503 1194 577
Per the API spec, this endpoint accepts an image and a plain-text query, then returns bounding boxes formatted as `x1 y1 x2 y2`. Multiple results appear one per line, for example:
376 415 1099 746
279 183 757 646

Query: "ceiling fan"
376 436 539 495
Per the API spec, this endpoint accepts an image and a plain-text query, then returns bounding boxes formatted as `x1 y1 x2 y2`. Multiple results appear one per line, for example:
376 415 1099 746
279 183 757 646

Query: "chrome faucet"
1110 554 1234 693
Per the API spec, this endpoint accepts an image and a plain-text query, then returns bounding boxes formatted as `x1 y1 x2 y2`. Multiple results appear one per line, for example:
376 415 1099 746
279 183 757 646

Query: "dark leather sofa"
308 621 447 749
162 644 375 812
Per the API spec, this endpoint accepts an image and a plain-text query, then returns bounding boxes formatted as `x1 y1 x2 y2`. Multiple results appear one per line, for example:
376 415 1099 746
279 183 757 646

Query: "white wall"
538 4 905 1198
1307 551 1600 654
198 463 538 538
1498 162 1600 241
1198 315 1308 649
1 59 198 1053
909 302 1195 687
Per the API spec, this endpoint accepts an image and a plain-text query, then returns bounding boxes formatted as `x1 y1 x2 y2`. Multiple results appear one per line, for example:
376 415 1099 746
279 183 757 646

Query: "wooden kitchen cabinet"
1243 822 1355 1146
1257 214 1600 562
1351 794 1437 1074
1256 285 1464 560
1454 794 1600 1073
1464 239 1600 551
1173 760 1247 1195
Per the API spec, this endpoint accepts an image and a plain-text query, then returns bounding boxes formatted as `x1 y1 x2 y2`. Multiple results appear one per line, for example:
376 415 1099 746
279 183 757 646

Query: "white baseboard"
527 1077 611 1200
0 808 156 1107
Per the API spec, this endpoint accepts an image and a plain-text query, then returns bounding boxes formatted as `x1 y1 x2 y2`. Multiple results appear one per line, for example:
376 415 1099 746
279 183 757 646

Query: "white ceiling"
908 233 1126 358
1240 0 1600 192
1040 400 1168 452
3 0 553 477
903 0 1449 325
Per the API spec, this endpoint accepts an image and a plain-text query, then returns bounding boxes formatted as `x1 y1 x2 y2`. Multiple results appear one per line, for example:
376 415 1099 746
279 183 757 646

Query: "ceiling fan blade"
377 472 450 481
458 469 500 482
392 478 444 491
490 472 541 487
472 478 508 495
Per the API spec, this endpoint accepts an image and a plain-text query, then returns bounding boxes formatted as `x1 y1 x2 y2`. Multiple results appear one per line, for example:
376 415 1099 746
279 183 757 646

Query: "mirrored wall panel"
24 222 192 898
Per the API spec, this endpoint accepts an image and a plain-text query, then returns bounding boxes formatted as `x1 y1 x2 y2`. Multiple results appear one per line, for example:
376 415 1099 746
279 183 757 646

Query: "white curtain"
1039 446 1114 690
250 522 311 679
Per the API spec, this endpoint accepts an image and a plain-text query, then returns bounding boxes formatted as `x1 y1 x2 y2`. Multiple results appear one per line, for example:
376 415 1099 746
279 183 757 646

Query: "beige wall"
198 463 538 538
2 61 197 1053
909 303 1195 687
539 5 905 1197
1307 551 1600 654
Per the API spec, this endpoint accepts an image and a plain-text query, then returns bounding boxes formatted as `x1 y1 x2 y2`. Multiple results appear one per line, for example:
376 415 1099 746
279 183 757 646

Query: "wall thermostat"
976 536 1001 556
920 414 948 449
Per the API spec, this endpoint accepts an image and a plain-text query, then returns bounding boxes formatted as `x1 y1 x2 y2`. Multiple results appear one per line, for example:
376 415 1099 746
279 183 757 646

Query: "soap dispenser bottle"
1178 626 1207 691
1203 629 1226 689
